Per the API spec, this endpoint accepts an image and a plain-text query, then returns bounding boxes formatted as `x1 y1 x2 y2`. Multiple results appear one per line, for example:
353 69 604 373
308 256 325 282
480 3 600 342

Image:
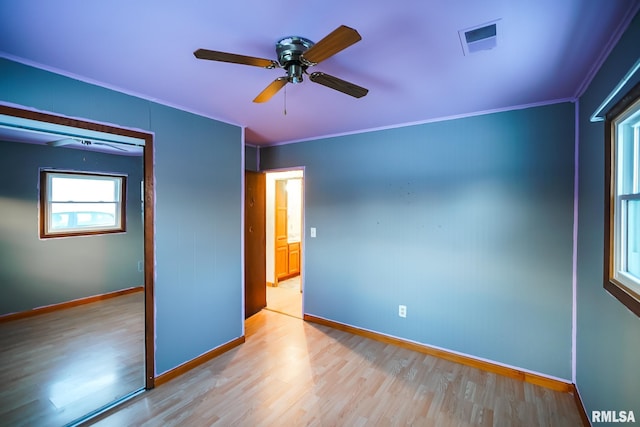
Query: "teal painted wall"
576 11 640 420
245 145 259 171
261 103 576 379
0 140 143 315
0 58 243 375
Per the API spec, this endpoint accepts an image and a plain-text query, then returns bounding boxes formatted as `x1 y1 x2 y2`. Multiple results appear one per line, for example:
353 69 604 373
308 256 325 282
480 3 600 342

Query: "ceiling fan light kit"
194 25 369 103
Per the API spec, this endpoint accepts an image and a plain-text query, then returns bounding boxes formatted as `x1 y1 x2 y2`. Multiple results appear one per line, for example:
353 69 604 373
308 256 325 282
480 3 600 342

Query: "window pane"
50 203 117 230
618 124 635 195
634 127 639 193
627 199 640 279
51 212 71 229
51 176 118 202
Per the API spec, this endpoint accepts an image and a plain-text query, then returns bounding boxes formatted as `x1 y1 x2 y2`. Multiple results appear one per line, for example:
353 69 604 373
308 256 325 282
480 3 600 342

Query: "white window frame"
605 84 640 317
40 170 127 238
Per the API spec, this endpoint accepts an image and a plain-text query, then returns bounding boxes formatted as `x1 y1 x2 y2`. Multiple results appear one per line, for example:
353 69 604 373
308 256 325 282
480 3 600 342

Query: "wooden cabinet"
275 180 289 282
275 179 301 283
275 245 289 280
288 242 300 275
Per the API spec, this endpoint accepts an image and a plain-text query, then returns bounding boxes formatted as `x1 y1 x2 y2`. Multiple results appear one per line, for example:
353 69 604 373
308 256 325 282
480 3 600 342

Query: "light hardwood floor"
0 293 145 427
90 309 583 427
266 275 302 318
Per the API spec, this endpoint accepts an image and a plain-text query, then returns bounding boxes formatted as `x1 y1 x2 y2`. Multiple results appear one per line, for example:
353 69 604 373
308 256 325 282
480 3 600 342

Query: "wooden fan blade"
194 49 277 69
309 72 368 98
301 25 362 65
253 77 288 103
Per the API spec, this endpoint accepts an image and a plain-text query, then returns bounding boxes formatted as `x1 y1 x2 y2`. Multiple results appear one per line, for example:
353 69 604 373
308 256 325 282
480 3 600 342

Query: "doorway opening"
265 169 304 318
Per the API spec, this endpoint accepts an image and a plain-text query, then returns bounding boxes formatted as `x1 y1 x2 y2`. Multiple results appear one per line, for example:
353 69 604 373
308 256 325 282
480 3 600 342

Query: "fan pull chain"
284 85 287 115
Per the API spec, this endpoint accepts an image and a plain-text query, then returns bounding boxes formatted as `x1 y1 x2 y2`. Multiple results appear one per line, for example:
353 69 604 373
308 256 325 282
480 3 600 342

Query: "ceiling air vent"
459 19 501 55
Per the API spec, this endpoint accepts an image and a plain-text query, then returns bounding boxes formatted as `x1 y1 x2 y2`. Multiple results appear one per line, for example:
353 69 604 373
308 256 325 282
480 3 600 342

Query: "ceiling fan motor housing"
276 36 314 83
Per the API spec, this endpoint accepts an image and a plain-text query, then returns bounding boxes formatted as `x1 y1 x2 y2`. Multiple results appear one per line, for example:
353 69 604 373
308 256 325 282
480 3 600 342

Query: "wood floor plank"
0 293 145 427
88 309 583 426
266 275 302 318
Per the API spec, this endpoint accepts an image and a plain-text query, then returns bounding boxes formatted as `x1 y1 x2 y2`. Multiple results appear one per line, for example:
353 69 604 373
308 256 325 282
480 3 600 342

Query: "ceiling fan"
194 25 369 103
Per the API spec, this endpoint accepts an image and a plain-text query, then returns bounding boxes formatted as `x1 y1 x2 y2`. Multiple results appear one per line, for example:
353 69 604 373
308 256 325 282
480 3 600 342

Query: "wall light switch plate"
310 227 316 238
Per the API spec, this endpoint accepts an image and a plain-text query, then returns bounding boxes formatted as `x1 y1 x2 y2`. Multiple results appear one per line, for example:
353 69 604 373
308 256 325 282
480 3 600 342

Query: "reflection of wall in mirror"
0 140 144 315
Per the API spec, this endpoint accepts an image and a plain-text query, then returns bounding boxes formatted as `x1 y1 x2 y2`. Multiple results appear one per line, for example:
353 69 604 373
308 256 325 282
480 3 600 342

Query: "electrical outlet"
398 305 407 318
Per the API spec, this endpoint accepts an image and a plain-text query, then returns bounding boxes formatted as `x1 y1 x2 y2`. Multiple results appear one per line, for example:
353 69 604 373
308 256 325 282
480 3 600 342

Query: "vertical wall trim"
241 128 246 332
571 100 580 384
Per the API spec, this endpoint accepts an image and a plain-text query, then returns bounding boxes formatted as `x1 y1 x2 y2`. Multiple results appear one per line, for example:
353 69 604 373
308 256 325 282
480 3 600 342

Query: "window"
605 82 640 317
40 170 126 238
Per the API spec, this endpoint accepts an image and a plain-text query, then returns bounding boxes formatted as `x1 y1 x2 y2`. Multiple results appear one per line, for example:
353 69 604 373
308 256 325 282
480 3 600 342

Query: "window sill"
605 279 640 317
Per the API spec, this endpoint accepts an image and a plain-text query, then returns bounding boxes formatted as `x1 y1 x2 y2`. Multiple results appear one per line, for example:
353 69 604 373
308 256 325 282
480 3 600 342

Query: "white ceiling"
1 1 639 146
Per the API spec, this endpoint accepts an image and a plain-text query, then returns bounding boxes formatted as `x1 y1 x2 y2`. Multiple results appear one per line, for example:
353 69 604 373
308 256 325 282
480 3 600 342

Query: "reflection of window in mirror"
40 170 126 238
286 178 302 243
